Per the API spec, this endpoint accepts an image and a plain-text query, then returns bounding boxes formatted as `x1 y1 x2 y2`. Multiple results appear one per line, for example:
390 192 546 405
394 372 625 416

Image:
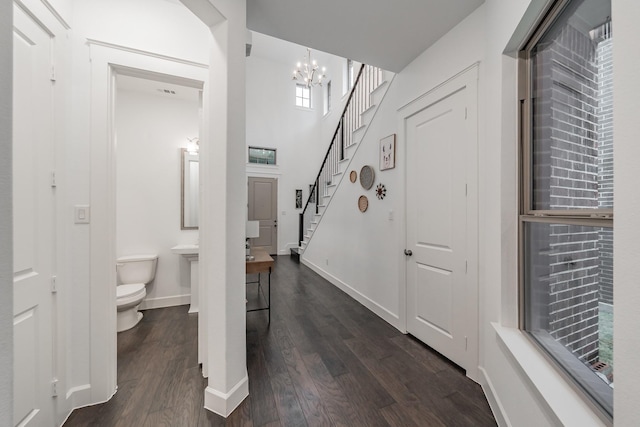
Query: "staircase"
295 64 392 256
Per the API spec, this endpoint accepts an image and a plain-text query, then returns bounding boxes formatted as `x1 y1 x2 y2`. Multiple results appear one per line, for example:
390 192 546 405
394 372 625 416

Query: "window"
248 147 276 165
520 0 613 418
347 59 354 91
323 81 331 115
295 83 310 108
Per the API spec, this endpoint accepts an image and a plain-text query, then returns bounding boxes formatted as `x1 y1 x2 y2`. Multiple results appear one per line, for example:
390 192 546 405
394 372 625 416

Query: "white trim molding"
88 41 209 406
139 294 191 310
204 375 249 418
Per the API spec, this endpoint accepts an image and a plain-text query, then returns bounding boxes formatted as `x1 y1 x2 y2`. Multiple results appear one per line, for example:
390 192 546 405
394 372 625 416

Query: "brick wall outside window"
531 24 612 364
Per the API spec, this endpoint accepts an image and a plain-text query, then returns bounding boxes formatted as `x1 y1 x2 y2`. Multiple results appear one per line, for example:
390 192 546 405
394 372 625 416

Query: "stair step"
370 80 390 107
353 123 366 136
361 104 377 123
370 79 388 96
290 247 301 263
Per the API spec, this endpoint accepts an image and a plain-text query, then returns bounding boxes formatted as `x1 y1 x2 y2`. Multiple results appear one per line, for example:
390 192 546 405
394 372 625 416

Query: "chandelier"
292 48 326 88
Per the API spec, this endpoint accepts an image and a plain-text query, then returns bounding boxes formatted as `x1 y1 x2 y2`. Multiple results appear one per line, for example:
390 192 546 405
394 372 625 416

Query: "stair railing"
299 63 384 246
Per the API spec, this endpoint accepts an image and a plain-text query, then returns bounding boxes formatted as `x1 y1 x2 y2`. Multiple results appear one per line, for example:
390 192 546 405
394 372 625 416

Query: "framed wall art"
295 189 302 209
380 134 396 171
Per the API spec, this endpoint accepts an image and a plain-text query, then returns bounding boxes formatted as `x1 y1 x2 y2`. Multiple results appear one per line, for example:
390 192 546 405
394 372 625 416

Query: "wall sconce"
187 137 199 155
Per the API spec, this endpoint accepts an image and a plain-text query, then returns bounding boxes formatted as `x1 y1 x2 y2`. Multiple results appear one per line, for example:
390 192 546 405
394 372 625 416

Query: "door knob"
404 249 412 256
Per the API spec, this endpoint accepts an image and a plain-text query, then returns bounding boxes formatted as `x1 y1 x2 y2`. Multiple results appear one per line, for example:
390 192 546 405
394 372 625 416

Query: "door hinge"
50 65 56 82
465 336 468 350
465 260 468 274
51 275 57 293
465 184 468 196
51 171 57 188
465 107 468 119
51 378 59 397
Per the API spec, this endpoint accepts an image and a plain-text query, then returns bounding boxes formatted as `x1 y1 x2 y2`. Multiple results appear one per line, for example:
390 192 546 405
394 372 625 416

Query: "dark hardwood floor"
64 257 496 426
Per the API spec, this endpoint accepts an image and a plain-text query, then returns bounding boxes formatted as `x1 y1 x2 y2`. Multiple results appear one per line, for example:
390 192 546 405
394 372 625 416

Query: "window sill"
294 106 314 112
492 323 610 427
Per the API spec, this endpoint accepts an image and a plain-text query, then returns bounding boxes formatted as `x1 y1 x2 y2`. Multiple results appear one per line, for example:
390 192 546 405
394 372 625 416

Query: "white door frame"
88 41 208 403
398 63 479 380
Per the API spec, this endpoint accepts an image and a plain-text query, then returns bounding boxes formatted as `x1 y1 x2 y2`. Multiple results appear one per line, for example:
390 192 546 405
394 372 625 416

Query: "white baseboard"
301 258 401 331
139 294 191 310
478 367 510 427
58 384 93 427
204 375 249 417
65 384 92 404
59 383 117 427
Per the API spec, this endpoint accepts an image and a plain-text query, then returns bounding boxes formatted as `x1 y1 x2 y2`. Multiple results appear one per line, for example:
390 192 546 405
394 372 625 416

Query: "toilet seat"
117 283 146 306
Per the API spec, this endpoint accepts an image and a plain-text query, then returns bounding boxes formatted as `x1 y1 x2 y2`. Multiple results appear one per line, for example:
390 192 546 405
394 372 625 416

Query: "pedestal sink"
171 244 199 313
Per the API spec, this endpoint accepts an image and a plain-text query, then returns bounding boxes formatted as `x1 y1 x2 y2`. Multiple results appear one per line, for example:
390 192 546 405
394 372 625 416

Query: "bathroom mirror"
181 148 199 229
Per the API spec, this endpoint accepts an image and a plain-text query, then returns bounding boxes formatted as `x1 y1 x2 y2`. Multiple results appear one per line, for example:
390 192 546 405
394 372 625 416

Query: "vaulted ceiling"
246 0 485 72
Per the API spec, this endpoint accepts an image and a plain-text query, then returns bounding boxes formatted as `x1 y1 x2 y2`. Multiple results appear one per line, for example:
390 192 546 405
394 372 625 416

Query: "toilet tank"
117 254 158 285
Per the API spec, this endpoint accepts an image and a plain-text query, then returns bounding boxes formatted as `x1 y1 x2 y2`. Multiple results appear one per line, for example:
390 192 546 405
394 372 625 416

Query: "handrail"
300 64 365 217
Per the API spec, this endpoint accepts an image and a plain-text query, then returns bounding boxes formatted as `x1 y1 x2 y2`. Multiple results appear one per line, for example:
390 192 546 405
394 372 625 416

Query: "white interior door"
248 177 278 255
13 6 56 426
406 86 469 369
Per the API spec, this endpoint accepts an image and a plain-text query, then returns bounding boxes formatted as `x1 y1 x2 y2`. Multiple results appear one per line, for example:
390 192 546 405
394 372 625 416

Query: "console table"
245 247 273 323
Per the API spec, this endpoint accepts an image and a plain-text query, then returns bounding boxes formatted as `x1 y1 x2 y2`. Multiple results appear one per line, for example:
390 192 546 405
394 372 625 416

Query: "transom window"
347 59 354 92
519 0 613 419
295 83 310 108
248 147 276 165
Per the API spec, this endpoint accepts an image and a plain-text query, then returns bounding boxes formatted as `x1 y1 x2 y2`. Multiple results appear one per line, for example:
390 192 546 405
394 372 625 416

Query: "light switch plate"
74 205 90 224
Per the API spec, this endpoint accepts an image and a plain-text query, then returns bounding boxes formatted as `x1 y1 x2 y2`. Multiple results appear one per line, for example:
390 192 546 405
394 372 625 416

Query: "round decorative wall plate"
358 195 369 212
360 165 375 190
350 170 357 183
376 183 387 200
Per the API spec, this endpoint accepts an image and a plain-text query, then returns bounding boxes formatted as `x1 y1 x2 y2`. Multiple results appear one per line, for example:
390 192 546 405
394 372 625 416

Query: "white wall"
612 0 640 424
246 33 351 253
302 74 402 327
72 0 209 65
115 87 199 308
0 1 13 424
303 4 486 337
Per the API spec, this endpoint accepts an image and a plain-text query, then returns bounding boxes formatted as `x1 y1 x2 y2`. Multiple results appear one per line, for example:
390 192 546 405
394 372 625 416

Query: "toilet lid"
117 283 145 298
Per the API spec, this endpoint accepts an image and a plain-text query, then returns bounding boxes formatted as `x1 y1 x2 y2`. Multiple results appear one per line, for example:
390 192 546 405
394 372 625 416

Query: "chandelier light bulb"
292 48 327 88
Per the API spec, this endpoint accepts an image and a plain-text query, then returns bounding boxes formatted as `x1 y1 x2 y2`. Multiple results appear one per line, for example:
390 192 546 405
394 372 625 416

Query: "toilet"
116 254 158 332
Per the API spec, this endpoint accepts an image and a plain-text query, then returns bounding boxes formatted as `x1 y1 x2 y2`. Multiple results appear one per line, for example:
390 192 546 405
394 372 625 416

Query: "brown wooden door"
248 177 278 255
